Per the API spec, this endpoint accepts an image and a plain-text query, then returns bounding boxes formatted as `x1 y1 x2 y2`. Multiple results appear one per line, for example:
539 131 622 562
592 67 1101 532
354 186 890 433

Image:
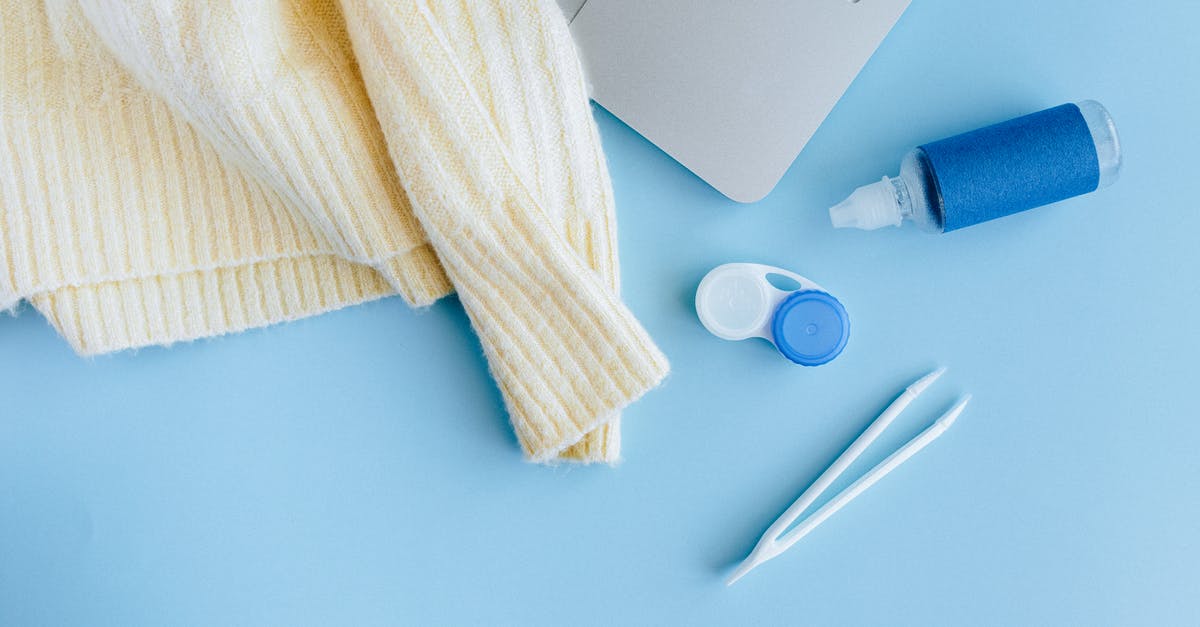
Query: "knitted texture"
0 0 668 463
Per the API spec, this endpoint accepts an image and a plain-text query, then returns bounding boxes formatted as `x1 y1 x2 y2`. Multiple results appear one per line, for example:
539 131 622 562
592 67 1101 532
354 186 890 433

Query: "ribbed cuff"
30 254 396 356
445 211 670 462
556 418 622 465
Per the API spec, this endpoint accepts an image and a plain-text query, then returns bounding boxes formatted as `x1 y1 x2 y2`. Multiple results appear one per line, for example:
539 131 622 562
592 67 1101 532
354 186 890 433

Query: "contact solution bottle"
829 101 1122 233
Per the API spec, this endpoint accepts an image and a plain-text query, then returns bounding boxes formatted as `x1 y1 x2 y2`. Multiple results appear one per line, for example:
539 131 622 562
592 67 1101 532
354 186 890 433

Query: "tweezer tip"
908 367 947 395
725 557 757 587
937 394 973 427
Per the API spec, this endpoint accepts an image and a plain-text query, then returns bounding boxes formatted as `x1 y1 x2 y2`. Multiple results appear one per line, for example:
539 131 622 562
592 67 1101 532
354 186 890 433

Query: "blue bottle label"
920 103 1101 232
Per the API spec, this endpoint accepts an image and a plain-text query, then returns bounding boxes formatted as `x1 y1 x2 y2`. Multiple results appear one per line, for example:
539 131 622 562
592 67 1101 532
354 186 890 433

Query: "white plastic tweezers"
727 368 970 586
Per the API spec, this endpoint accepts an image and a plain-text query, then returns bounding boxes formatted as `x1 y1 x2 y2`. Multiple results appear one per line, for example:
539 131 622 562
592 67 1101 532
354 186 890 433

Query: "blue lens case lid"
771 290 849 366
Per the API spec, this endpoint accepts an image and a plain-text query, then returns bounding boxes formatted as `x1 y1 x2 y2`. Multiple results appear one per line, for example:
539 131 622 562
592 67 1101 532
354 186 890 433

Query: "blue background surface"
3 1 1198 624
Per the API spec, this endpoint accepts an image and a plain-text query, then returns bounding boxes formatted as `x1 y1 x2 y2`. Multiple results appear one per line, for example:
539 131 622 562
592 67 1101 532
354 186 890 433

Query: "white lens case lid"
695 263 828 341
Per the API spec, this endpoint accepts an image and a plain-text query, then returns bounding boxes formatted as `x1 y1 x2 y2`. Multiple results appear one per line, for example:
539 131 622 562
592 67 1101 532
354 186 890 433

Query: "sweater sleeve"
338 0 670 461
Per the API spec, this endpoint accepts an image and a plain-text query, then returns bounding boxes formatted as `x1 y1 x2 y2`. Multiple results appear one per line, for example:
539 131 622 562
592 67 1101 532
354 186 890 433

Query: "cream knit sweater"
0 0 669 463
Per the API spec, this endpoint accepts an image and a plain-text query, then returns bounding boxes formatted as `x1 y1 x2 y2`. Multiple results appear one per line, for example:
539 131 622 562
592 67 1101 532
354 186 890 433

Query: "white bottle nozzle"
828 176 903 230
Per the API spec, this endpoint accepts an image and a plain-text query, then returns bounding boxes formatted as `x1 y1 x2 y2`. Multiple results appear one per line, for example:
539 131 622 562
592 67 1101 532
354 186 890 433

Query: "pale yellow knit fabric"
0 0 668 463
